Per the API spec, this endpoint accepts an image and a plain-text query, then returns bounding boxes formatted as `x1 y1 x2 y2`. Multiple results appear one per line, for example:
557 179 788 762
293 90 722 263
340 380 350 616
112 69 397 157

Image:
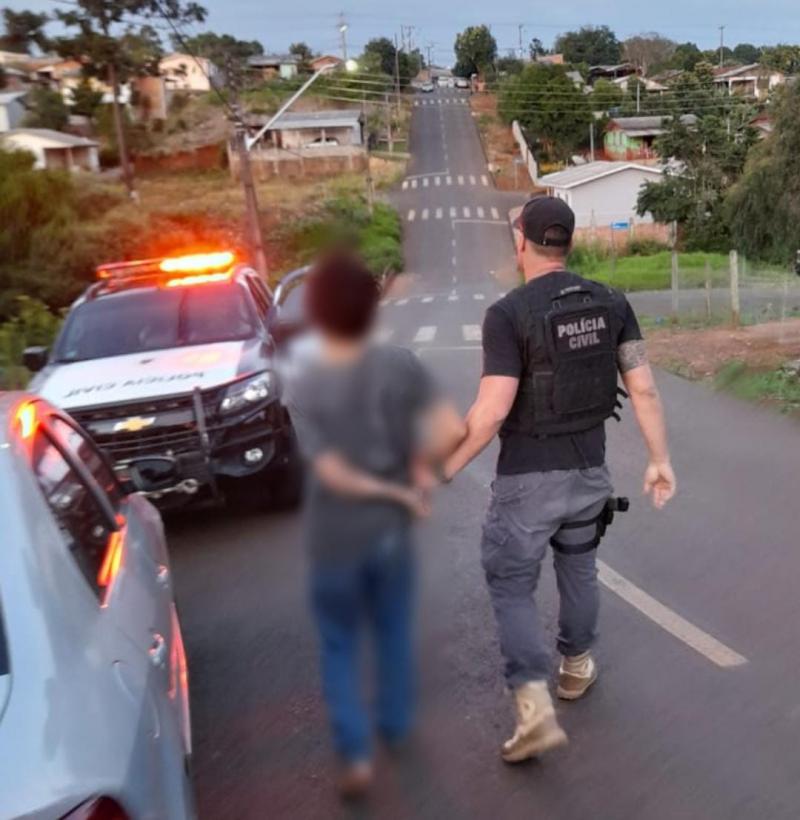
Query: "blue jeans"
311 530 414 762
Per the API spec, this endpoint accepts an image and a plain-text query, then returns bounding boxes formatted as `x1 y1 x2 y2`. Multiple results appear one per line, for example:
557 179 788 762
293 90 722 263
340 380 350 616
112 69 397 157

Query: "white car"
0 393 194 818
420 81 435 93
454 77 470 89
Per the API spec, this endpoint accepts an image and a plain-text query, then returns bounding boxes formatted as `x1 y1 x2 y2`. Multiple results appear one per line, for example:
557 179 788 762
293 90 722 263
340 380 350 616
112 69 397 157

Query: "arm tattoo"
617 340 649 373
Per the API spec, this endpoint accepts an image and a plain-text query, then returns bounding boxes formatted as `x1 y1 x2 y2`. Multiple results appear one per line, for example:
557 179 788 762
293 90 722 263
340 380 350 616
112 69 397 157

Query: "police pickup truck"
24 251 307 509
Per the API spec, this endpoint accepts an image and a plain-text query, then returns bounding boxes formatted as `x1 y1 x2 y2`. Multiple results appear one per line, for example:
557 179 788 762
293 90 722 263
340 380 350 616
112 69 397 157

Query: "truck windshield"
54 283 257 363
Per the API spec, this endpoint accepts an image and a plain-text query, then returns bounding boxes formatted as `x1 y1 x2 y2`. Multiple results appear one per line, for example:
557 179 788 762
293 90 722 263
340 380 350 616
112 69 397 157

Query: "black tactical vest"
501 274 623 438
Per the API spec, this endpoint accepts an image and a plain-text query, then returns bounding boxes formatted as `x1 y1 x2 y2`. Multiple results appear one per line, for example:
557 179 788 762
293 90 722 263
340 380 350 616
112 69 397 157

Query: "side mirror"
122 456 180 495
23 346 49 373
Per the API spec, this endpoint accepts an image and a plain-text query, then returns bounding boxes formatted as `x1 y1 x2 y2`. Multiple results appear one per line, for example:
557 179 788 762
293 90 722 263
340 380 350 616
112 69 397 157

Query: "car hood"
35 341 250 410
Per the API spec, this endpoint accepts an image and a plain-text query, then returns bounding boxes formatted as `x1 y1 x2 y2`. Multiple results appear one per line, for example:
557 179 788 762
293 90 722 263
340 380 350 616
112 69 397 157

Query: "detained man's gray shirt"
286 344 433 563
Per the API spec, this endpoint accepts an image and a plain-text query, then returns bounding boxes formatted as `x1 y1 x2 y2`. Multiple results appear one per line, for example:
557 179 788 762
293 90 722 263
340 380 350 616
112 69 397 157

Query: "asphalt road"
169 87 800 819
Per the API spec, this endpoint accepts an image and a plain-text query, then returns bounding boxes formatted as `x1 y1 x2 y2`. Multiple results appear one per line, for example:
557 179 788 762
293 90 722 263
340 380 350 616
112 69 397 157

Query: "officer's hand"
643 460 676 509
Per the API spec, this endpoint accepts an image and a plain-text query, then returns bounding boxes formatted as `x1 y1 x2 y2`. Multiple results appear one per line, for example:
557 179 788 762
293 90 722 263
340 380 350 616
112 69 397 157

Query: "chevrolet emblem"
114 416 156 433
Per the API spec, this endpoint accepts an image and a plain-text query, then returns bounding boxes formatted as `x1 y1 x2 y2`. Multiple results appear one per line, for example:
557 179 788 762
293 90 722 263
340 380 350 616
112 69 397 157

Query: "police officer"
440 196 676 763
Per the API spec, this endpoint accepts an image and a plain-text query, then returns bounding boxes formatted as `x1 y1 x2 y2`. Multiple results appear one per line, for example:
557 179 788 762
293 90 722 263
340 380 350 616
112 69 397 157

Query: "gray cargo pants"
480 466 613 688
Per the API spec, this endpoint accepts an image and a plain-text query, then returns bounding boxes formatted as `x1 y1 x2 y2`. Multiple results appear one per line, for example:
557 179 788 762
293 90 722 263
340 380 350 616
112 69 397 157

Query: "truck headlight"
219 373 272 414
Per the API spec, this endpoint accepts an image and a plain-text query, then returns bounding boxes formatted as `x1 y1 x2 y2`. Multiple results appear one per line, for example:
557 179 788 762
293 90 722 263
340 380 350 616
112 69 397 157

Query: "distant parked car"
420 81 435 93
305 137 340 148
454 77 470 89
0 393 195 819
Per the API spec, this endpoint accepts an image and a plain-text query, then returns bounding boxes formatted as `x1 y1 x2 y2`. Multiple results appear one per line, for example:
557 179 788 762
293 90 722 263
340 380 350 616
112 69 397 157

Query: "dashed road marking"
421 208 429 220
597 561 748 669
423 177 429 188
435 207 443 219
476 206 485 219
396 298 409 306
473 293 485 300
462 324 482 342
446 175 452 185
449 206 457 218
414 325 437 343
402 180 408 190
448 292 459 302
407 209 416 222
422 296 434 303
481 175 489 186
458 175 464 185
491 207 500 219
462 206 471 218
469 174 476 185
434 176 441 186
411 179 418 189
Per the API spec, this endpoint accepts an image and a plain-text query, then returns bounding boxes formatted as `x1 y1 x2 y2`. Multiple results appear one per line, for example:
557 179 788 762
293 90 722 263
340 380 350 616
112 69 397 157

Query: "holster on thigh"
550 497 628 555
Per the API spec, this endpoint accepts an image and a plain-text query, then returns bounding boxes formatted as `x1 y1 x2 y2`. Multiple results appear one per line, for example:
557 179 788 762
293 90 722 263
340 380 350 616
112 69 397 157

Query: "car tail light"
61 796 130 819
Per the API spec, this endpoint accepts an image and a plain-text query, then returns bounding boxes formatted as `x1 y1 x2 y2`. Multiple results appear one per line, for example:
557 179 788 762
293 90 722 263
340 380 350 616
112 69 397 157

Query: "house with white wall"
2 128 99 171
159 53 220 92
539 161 664 228
0 92 27 132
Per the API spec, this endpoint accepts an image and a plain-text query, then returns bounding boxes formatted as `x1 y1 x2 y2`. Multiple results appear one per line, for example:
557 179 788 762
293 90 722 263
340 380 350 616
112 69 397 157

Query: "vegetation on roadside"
712 361 800 416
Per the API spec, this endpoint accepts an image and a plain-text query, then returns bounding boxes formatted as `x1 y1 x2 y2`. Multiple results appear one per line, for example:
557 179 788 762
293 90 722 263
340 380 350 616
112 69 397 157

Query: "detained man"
286 251 465 798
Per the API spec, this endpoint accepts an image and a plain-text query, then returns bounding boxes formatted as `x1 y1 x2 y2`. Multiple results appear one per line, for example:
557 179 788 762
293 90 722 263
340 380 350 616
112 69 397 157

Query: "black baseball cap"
514 196 575 247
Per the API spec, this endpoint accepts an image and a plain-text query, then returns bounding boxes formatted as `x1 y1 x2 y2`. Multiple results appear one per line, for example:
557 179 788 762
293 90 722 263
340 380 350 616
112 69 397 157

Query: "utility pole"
719 25 725 68
394 33 402 116
426 42 433 68
636 79 641 113
589 120 595 162
518 24 524 60
361 93 374 214
232 106 268 279
339 13 348 61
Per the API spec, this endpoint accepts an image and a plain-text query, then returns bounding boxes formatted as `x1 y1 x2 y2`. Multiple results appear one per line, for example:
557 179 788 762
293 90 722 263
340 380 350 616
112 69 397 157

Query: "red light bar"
165 270 233 288
159 251 235 274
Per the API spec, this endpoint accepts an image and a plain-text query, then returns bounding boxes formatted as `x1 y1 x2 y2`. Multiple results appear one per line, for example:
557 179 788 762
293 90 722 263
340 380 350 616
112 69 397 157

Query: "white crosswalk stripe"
423 177 429 187
448 293 459 302
469 175 476 185
476 206 485 218
411 179 418 189
481 175 489 186
434 176 441 186
396 298 409 306
473 293 485 300
421 208 429 220
462 324 482 342
491 207 500 219
421 296 434 303
407 209 416 222
435 207 443 219
446 175 452 185
402 180 408 190
458 175 464 185
450 206 457 218
463 206 471 218
414 326 437 343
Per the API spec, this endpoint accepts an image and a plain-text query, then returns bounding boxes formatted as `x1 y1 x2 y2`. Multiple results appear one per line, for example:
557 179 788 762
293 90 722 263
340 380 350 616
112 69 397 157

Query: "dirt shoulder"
645 319 800 379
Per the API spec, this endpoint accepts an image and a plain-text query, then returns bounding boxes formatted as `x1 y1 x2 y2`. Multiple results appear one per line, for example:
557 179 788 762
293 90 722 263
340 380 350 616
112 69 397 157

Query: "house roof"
3 128 98 148
0 91 26 105
539 161 664 190
266 109 363 131
713 62 778 80
607 114 696 137
248 54 299 67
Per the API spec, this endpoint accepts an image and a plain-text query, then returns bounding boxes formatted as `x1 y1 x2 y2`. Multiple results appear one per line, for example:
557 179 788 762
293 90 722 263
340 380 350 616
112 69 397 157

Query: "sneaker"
557 652 598 701
338 760 373 800
501 681 568 763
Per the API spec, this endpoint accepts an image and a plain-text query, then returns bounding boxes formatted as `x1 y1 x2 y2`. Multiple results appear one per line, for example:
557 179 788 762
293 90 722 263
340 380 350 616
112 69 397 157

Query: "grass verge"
713 361 800 416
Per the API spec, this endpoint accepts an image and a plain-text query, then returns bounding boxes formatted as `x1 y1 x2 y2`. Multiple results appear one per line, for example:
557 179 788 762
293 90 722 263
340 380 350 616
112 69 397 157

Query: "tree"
760 44 800 74
727 82 800 263
54 0 206 197
498 63 592 161
180 32 262 66
23 87 69 130
732 43 761 64
363 37 397 77
528 37 548 60
70 78 104 119
669 42 703 71
496 56 524 76
589 78 623 112
0 9 49 54
637 100 757 250
289 41 312 72
454 25 497 77
555 25 621 66
623 33 676 75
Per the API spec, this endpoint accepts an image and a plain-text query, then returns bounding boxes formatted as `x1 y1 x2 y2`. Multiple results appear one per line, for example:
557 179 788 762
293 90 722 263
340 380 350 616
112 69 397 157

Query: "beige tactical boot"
501 681 568 763
557 651 598 701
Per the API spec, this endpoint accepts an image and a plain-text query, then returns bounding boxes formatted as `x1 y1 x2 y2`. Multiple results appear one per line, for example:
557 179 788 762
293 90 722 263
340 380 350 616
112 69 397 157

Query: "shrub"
0 297 63 389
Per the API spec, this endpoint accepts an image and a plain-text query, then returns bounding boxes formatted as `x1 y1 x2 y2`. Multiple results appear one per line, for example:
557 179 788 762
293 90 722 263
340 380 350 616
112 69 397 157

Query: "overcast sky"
8 0 800 65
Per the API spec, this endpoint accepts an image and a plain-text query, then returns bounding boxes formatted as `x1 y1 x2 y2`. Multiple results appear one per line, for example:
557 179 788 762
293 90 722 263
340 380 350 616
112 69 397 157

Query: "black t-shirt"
483 270 642 475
